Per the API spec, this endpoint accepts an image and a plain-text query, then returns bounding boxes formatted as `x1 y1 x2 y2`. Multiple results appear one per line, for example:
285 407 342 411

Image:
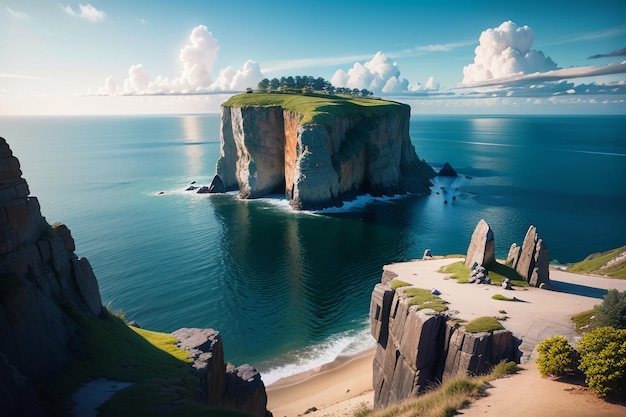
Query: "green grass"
223 91 403 127
491 294 516 302
439 261 528 287
40 309 252 417
402 287 448 312
567 245 626 279
390 279 411 289
465 316 505 333
571 309 595 334
352 361 518 417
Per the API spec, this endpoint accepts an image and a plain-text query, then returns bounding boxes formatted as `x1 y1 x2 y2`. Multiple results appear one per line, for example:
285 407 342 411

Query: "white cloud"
462 21 557 85
331 51 414 94
6 7 32 21
414 41 475 52
212 60 264 91
94 25 263 95
62 4 106 23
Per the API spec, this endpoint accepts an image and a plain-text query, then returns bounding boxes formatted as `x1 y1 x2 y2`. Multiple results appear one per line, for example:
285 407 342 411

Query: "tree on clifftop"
256 75 372 97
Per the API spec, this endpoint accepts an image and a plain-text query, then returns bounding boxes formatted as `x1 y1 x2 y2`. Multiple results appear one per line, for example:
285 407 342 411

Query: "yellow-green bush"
577 326 626 397
536 336 576 377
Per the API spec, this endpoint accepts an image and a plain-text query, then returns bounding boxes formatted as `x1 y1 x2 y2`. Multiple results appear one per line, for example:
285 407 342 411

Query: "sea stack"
214 92 436 210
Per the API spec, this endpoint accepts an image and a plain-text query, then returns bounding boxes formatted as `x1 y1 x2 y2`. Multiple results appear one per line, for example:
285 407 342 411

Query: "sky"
1 0 626 115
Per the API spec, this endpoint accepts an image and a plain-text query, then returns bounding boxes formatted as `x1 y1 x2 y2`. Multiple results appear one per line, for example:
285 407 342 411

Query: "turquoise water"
2 114 625 384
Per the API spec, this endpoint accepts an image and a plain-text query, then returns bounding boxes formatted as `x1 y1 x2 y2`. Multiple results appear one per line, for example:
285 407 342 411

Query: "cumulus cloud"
331 51 413 94
462 21 557 85
6 7 32 21
93 25 263 95
62 4 106 22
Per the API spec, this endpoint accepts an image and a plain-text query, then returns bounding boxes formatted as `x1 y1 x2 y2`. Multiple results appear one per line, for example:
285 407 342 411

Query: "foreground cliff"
0 137 270 417
214 93 435 210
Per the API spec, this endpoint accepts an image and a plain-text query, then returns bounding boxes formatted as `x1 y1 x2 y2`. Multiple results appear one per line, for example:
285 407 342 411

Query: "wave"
258 323 375 386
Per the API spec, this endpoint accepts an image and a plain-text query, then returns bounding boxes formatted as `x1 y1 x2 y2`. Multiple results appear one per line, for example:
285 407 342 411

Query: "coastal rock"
438 162 458 177
370 280 513 410
515 226 550 287
173 328 271 417
216 97 435 210
208 174 226 193
507 243 521 269
464 219 495 268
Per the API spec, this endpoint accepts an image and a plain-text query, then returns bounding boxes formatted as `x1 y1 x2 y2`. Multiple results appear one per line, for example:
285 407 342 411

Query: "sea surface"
2 114 625 384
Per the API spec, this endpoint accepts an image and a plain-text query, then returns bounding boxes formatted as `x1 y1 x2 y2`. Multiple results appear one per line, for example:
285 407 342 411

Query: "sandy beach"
267 258 626 417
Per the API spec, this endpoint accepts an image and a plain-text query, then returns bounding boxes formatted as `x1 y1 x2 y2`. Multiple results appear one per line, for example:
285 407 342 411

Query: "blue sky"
1 0 625 114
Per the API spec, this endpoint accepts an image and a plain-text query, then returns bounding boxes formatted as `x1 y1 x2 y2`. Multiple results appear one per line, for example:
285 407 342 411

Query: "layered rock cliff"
370 277 514 410
216 94 435 210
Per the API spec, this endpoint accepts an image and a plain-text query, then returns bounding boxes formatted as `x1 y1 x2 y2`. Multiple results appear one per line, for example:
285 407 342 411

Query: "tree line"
256 75 374 98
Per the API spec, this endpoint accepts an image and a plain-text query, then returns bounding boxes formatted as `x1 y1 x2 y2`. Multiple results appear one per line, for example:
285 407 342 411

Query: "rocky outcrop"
512 225 550 287
173 328 272 417
438 162 457 177
0 137 103 415
464 219 495 268
216 97 435 210
370 282 513 410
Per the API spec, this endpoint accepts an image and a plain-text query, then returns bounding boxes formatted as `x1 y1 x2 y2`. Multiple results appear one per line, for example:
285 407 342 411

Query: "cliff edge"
215 93 435 210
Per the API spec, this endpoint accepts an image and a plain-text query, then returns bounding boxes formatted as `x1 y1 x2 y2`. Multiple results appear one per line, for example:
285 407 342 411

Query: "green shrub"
592 289 626 329
536 336 576 377
577 326 626 397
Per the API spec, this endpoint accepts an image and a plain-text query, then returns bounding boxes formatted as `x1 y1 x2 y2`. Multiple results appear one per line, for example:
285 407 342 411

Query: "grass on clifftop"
353 361 518 417
223 91 403 127
439 260 528 287
465 316 505 333
567 245 626 279
402 287 448 312
41 308 251 417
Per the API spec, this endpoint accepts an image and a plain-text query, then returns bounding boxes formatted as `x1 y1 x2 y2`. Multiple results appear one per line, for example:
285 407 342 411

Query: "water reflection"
180 115 205 178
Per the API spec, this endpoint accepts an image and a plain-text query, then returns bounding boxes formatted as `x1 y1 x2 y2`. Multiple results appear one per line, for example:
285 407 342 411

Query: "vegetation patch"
390 279 411 290
465 316 505 333
491 294 516 302
571 309 595 334
440 261 528 287
536 336 577 378
223 92 403 127
40 308 249 417
402 287 448 312
567 245 626 279
352 360 517 417
577 326 626 397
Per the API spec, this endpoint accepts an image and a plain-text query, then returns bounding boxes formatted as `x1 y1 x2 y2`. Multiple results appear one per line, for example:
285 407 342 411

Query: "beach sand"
267 258 626 417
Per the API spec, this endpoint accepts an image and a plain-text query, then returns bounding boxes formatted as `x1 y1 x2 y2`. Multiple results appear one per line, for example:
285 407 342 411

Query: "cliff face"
0 137 272 417
217 101 434 210
369 279 514 410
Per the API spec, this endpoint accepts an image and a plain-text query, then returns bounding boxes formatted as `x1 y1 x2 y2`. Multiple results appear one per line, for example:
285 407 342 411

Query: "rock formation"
215 94 435 210
173 328 271 417
438 162 457 177
464 219 495 268
510 225 550 287
0 137 272 417
370 282 513 410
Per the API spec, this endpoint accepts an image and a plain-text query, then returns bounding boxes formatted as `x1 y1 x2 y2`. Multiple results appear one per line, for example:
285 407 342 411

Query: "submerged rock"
208 174 226 193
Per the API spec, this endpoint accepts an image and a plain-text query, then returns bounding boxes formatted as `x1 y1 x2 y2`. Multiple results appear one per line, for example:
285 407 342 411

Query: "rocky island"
211 92 435 210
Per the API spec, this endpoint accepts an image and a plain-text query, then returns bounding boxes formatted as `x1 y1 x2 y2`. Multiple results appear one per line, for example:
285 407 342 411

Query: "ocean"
2 114 625 385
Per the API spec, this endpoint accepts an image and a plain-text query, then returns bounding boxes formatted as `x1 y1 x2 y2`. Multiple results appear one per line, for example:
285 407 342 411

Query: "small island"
212 89 435 210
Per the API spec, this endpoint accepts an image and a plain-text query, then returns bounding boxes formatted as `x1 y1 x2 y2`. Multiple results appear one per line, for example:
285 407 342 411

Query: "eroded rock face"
173 328 272 417
0 137 103 415
465 219 495 268
217 103 435 210
370 282 513 410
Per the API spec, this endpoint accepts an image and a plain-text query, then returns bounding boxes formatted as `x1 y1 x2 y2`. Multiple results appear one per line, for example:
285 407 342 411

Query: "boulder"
207 174 226 193
438 162 458 177
506 243 521 269
515 226 550 287
464 219 495 268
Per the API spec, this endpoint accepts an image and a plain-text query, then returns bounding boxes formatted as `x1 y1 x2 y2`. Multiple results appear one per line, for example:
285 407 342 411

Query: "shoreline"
267 348 375 417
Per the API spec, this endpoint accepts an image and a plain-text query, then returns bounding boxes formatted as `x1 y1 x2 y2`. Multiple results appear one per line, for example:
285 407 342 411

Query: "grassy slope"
567 244 626 279
223 92 404 126
41 309 251 417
